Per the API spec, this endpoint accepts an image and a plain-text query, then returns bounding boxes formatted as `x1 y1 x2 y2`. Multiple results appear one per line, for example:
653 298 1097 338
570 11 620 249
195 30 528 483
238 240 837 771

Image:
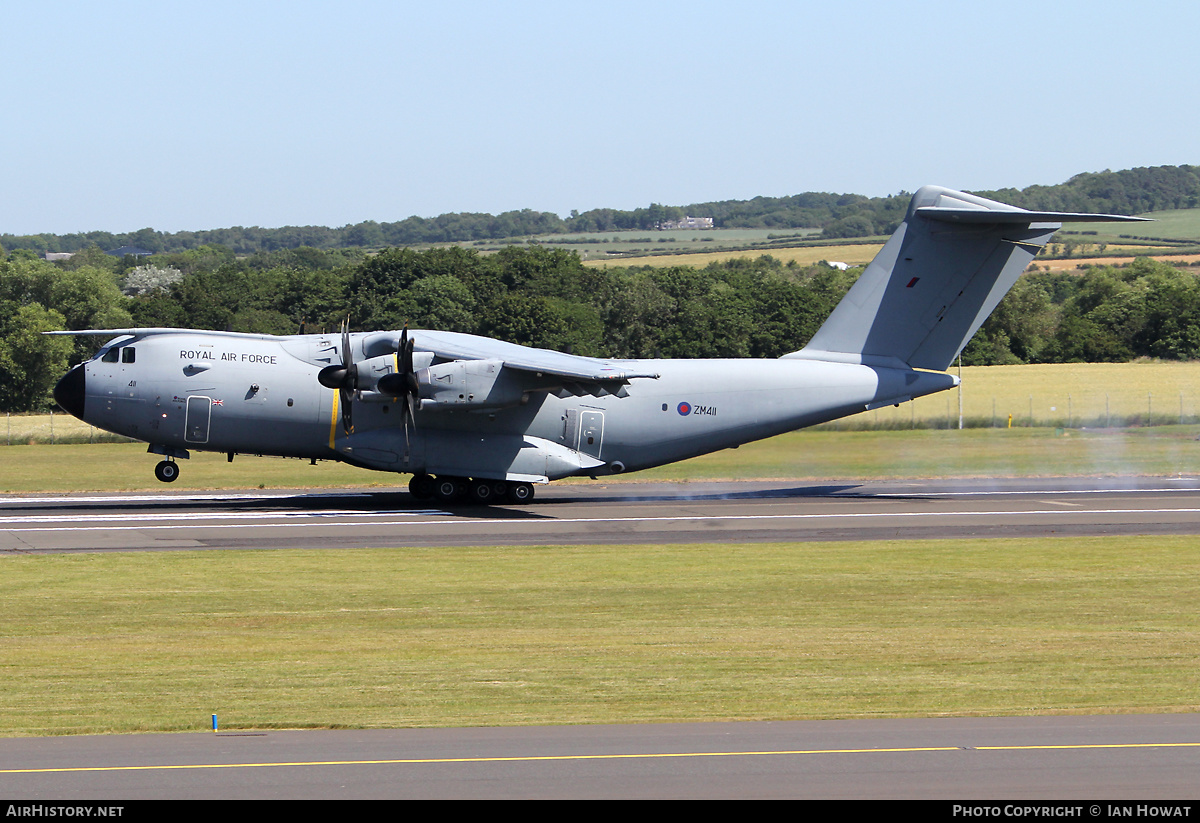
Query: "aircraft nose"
53 364 86 419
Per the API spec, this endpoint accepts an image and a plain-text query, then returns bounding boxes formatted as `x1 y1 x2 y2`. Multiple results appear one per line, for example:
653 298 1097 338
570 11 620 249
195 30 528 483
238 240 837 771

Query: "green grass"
475 227 829 260
1065 209 1200 243
0 443 383 493
1 537 1197 736
1 424 1198 494
4 404 1199 737
585 242 883 269
637 426 1200 482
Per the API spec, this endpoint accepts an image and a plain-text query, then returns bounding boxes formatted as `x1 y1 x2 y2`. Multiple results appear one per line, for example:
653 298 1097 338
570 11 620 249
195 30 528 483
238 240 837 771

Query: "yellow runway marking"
4 741 1199 774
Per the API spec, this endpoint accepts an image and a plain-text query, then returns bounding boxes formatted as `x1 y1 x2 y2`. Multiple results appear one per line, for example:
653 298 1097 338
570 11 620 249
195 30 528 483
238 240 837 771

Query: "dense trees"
963 258 1200 366
0 256 131 410
980 166 1200 216
9 239 1200 412
1 245 860 410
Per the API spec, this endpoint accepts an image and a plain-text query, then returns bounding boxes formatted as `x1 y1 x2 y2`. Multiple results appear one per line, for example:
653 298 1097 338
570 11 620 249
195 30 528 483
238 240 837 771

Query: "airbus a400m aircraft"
51 186 1142 504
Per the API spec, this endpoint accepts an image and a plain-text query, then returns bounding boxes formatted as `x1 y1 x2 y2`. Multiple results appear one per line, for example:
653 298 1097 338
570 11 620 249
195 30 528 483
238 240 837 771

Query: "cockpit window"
99 346 136 363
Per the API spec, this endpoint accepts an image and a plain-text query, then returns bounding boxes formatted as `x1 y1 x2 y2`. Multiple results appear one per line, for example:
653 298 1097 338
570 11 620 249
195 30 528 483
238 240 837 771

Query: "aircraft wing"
411 330 658 384
45 326 660 403
397 330 659 402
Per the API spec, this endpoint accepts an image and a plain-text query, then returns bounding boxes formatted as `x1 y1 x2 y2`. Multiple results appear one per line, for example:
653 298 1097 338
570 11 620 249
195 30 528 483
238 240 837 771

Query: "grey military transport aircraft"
50 186 1143 504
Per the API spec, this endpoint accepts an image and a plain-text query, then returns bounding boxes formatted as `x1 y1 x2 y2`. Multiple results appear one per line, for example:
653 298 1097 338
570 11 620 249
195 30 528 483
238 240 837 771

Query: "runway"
4 477 1199 798
2 476 1200 553
3 714 1200 799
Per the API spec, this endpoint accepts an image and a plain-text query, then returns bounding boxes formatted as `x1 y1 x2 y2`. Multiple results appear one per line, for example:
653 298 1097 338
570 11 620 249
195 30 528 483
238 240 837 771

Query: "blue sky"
3 0 1198 235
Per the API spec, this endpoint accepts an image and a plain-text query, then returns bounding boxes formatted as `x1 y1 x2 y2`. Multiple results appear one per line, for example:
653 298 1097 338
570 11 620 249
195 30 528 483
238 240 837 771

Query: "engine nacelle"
416 359 526 410
352 352 436 401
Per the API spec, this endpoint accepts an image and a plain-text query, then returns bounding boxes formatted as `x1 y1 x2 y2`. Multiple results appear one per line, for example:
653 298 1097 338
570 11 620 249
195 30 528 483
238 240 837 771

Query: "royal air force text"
180 351 277 364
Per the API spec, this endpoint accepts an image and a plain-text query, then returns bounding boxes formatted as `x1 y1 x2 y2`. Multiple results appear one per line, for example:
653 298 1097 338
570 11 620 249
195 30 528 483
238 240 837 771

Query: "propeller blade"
341 320 354 434
397 327 416 458
403 332 419 398
341 387 353 434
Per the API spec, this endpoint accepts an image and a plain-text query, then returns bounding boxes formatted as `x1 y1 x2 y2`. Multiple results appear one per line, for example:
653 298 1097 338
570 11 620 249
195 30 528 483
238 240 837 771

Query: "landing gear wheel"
433 476 466 504
408 473 435 501
467 479 496 505
506 482 534 504
154 460 179 483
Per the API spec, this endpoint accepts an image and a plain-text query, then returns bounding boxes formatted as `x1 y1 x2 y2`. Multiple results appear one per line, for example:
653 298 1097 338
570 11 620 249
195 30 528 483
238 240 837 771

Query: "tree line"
4 241 1200 413
5 166 1198 256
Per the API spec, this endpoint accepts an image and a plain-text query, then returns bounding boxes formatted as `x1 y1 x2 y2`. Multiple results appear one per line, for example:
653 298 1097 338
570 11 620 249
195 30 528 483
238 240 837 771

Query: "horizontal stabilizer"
916 206 1150 225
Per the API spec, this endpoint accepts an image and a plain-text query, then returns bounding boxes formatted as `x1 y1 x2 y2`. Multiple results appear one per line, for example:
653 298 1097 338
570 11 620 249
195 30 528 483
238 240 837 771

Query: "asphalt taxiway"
3 714 1200 799
2 476 1200 553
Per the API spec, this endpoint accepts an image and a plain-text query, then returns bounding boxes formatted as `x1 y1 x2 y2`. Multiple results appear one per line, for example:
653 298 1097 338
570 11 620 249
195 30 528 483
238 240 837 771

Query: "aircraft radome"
50 186 1144 504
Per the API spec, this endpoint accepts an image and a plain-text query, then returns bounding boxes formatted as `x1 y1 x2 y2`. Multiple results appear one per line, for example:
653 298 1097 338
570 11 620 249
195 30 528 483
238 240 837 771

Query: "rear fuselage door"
580 410 604 459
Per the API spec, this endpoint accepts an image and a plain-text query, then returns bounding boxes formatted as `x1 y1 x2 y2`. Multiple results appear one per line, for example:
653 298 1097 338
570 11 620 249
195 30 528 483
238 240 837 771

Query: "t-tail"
784 185 1148 372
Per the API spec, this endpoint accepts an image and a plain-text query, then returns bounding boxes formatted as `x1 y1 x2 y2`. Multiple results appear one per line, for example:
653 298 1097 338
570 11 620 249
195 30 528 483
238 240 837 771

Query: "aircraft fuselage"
54 329 955 485
54 187 1142 500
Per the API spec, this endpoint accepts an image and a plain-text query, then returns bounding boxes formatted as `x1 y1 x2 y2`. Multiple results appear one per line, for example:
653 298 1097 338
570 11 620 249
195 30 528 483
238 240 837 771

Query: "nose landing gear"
148 445 189 484
154 460 179 483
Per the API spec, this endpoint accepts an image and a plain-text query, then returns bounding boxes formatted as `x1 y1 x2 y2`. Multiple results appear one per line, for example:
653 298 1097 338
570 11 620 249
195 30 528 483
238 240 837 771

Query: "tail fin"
785 185 1147 372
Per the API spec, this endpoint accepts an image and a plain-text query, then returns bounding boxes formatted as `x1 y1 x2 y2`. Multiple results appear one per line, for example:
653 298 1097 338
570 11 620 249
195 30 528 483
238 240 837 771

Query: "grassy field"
1030 253 1200 273
456 227 832 263
584 242 884 269
1 411 123 446
5 365 1200 737
1065 209 1200 243
850 361 1200 430
2 536 1198 735
0 425 1197 494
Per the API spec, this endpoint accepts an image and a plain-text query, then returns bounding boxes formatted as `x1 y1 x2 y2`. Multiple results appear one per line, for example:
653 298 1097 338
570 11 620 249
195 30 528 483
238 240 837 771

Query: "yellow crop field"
847 361 1200 429
1 411 112 445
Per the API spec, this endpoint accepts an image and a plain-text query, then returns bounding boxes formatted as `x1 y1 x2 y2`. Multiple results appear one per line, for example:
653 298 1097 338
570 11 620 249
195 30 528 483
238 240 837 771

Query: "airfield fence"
6 393 1200 445
819 390 1200 431
818 362 1200 431
3 412 135 445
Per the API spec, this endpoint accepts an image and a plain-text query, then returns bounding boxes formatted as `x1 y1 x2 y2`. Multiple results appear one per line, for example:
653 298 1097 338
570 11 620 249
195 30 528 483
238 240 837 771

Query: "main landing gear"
408 473 535 506
154 460 179 483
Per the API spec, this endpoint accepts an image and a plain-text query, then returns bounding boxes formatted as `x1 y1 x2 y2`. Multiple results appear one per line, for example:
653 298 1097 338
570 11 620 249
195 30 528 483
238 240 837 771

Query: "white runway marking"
0 491 374 506
875 485 1200 497
3 507 1199 534
0 509 443 525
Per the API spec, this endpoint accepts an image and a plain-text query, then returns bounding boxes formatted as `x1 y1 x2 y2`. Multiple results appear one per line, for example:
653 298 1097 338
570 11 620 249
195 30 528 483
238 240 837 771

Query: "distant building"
44 252 74 262
657 216 714 230
105 245 154 258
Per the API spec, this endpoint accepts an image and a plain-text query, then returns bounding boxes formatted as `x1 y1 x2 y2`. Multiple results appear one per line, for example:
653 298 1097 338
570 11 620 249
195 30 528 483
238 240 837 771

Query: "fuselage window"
121 347 136 364
101 348 119 363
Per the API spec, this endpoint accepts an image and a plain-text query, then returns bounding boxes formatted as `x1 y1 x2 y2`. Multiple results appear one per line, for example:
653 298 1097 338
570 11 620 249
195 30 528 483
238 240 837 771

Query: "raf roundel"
677 402 691 416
